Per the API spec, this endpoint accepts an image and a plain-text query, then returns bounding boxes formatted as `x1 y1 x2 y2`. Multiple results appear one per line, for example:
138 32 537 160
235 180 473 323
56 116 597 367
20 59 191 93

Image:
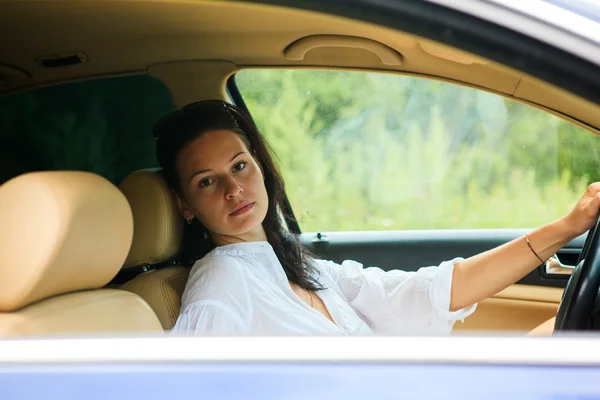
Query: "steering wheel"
555 217 600 331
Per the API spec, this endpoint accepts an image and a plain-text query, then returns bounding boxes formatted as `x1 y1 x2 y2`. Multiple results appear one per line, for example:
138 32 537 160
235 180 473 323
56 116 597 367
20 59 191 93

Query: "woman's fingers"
588 182 600 195
563 184 600 236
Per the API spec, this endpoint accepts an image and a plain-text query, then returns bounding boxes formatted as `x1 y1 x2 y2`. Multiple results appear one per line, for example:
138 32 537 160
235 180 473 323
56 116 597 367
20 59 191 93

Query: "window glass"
236 69 600 231
0 75 174 184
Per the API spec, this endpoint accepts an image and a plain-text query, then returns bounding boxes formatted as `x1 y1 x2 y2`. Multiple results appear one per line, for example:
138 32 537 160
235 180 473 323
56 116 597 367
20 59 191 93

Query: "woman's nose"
224 177 243 199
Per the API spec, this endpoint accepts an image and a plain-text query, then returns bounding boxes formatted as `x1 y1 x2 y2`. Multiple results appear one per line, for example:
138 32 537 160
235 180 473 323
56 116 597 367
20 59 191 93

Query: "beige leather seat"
0 171 163 337
119 169 189 330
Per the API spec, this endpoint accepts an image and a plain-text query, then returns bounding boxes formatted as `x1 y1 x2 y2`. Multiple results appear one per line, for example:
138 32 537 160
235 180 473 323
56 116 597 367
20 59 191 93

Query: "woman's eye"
233 161 247 172
198 178 213 188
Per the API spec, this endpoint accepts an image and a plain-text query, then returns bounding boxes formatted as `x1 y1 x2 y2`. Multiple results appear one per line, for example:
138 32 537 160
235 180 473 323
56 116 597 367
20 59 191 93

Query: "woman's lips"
230 202 255 216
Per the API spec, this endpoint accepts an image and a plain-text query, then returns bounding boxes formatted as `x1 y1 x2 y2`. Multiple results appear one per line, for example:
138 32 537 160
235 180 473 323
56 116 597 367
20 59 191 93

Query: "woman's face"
175 129 269 244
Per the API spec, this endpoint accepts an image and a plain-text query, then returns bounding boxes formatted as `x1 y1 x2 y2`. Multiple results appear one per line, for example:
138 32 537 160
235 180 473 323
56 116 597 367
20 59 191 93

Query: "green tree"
237 69 597 232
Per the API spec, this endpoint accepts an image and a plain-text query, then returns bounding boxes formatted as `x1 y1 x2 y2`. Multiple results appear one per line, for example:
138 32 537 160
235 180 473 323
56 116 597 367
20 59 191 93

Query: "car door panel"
300 230 581 331
453 285 563 332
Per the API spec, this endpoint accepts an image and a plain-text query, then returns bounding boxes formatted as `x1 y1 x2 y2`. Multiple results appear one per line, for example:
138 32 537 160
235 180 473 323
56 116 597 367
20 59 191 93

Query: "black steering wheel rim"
555 217 600 331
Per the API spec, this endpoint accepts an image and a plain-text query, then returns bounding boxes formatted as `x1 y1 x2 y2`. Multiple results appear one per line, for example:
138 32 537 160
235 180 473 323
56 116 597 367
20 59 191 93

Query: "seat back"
120 267 189 330
119 169 188 330
0 171 162 337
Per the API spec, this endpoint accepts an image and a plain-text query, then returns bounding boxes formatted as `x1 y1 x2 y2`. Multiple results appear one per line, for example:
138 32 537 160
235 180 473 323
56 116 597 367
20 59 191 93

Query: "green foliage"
236 70 600 231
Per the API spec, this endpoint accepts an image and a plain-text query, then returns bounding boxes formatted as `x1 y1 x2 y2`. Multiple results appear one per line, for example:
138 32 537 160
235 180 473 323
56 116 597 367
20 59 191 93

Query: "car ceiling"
1 0 599 134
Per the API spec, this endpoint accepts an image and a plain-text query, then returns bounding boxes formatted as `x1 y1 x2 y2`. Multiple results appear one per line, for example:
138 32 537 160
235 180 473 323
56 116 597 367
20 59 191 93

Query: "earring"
185 216 193 225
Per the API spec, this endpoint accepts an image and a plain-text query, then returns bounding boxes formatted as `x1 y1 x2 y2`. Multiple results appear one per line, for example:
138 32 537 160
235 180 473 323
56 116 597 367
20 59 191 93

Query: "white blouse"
171 241 477 335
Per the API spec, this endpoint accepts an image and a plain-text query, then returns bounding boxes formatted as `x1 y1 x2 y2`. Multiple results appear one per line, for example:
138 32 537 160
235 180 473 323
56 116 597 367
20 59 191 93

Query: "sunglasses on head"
153 99 242 142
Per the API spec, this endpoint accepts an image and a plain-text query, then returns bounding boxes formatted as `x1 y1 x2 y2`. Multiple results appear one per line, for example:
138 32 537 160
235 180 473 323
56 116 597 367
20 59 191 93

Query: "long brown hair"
154 100 323 291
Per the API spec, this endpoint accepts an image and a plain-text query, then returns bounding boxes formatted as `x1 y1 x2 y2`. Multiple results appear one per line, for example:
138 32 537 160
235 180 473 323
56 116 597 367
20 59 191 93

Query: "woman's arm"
449 183 600 312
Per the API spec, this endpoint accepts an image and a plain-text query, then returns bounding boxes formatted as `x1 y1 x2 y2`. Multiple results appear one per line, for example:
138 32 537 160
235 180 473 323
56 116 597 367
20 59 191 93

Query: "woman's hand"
563 182 600 237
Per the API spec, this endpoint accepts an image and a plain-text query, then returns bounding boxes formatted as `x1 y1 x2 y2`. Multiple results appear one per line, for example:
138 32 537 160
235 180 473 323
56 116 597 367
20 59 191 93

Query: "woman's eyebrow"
189 168 211 182
188 151 248 182
230 151 247 161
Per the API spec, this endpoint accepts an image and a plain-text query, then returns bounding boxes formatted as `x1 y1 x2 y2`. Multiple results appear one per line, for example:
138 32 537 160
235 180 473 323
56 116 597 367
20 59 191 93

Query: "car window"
235 69 600 232
0 75 174 184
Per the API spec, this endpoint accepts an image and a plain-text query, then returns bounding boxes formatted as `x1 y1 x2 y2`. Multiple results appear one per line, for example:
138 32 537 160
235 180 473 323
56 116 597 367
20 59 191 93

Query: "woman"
155 100 599 335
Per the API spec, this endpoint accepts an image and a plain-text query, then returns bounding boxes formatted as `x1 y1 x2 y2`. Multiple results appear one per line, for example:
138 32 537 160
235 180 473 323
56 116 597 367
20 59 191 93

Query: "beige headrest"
0 171 134 312
119 169 183 268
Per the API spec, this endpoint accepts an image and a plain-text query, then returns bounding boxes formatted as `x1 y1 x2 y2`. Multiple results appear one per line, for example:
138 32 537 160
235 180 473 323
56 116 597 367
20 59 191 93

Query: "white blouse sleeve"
170 301 250 335
318 257 477 334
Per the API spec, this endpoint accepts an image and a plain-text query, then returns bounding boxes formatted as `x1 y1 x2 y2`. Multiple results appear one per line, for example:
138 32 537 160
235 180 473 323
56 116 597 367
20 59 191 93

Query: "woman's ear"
173 190 194 222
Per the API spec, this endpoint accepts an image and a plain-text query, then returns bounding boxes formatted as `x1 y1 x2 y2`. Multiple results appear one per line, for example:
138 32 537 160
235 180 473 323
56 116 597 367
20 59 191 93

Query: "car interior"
2 0 600 337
